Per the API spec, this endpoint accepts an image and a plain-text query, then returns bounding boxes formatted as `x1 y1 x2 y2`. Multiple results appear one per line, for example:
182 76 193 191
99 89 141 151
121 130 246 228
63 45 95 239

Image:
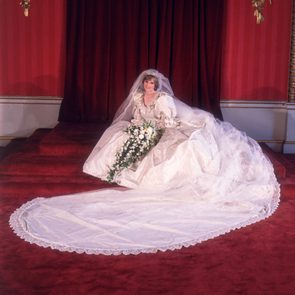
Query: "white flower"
106 121 164 182
147 127 153 136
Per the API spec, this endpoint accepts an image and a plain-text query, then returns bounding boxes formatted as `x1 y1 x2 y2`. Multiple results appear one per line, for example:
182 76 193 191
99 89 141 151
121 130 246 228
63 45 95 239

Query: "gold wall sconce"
20 0 31 17
252 0 272 24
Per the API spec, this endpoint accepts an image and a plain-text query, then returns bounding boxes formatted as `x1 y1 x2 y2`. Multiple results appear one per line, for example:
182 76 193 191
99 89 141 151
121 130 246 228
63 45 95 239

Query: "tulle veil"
113 69 209 128
8 69 280 256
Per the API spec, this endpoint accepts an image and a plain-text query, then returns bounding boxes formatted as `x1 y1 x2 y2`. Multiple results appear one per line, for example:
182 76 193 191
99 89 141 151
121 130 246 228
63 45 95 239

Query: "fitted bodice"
132 92 179 128
138 99 157 120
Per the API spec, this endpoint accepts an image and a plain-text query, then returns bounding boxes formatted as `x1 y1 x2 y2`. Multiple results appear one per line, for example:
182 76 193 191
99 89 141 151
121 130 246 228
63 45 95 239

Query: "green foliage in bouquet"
107 121 164 183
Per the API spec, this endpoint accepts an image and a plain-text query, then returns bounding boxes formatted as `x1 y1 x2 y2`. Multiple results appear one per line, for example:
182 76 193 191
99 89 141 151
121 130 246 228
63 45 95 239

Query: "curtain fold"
59 0 224 122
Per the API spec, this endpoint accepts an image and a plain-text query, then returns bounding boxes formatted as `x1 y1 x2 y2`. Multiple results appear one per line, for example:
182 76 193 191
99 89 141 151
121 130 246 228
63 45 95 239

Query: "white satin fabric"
10 91 280 255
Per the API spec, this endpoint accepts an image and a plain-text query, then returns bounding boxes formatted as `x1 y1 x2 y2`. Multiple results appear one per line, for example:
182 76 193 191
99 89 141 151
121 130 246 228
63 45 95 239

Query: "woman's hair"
142 74 159 90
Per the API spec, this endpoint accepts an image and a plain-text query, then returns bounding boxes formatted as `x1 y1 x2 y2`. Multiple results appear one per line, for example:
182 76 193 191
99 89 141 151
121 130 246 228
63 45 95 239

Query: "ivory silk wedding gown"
10 69 280 255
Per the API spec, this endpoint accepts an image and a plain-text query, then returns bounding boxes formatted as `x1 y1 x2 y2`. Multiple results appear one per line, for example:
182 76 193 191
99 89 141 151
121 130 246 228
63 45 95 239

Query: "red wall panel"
221 0 293 101
0 0 66 96
0 1 293 101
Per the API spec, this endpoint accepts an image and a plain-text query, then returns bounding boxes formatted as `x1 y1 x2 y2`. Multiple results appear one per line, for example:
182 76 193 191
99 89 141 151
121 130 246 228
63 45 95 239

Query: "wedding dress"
9 69 280 255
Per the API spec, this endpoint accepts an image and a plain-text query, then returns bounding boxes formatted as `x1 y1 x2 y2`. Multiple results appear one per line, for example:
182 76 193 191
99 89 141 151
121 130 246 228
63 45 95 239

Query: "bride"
10 69 280 255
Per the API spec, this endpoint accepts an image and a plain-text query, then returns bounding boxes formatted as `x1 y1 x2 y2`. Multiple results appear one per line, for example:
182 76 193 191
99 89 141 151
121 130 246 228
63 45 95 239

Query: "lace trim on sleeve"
156 93 180 128
131 92 144 124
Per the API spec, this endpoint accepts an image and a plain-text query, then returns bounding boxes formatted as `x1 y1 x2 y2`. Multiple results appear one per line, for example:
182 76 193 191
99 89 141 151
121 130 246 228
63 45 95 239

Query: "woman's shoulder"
157 91 171 97
132 92 144 105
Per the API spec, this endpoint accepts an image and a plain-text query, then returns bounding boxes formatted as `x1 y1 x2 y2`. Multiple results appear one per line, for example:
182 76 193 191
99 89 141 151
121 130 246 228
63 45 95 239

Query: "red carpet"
0 123 295 295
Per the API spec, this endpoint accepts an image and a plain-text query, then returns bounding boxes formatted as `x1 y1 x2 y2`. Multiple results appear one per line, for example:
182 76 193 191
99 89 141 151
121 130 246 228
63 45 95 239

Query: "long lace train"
9 182 280 255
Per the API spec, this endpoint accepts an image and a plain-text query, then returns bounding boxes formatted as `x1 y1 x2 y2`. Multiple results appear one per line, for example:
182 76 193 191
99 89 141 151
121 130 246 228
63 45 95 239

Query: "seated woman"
10 69 280 255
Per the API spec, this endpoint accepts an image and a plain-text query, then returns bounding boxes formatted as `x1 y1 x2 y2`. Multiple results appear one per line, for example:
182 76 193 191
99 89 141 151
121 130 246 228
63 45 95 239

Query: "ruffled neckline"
141 92 165 108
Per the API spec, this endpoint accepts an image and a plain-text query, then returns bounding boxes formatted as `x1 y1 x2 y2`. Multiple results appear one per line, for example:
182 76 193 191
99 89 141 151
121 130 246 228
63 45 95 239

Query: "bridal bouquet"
106 121 164 183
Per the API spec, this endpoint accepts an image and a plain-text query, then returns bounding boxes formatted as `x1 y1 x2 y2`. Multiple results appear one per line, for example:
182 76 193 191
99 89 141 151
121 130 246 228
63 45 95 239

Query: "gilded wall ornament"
20 0 31 17
252 0 272 24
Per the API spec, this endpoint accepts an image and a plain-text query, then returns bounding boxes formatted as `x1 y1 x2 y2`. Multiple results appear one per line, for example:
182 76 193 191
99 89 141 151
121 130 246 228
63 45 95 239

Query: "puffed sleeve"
131 93 144 125
155 93 179 128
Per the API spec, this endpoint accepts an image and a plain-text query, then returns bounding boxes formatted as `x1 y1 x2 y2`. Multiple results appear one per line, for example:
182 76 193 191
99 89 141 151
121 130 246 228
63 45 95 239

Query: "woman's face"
143 78 156 93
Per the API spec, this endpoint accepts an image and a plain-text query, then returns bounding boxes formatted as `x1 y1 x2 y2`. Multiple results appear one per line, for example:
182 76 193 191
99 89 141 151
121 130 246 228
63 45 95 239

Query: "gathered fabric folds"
9 116 280 255
9 70 280 255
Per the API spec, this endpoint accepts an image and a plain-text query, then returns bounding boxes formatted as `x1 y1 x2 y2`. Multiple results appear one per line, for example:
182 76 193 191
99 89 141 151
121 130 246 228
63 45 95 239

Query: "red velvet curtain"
59 0 224 122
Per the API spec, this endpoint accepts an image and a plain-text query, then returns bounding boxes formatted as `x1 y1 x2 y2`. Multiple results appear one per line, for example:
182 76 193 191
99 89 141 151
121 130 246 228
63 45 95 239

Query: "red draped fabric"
59 0 224 122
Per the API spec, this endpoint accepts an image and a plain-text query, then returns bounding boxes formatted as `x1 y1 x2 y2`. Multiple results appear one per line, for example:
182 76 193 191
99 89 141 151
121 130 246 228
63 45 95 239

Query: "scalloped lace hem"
9 184 280 256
